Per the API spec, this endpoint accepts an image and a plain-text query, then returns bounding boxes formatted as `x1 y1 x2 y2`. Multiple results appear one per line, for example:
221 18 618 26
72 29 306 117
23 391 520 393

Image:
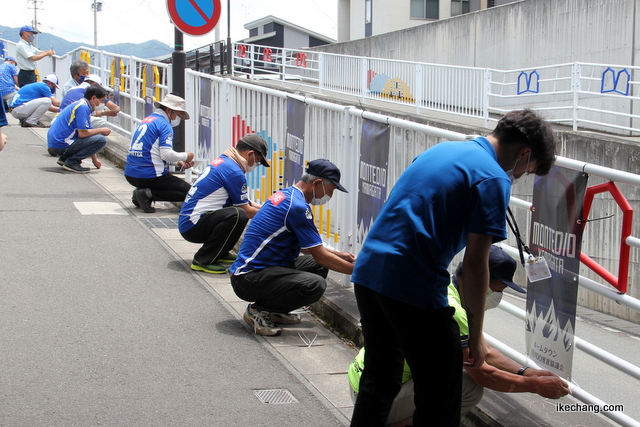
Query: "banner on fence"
356 119 390 252
525 166 588 381
284 97 306 188
198 77 212 161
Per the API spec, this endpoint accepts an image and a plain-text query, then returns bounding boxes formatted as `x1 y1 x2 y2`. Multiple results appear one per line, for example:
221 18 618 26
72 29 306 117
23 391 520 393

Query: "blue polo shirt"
179 155 249 233
9 81 53 108
46 98 92 149
230 186 323 274
351 137 511 310
0 101 7 127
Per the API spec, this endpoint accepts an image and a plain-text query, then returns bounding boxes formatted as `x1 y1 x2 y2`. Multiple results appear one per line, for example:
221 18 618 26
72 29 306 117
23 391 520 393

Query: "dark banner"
356 119 390 252
198 77 212 161
284 97 306 188
525 166 588 381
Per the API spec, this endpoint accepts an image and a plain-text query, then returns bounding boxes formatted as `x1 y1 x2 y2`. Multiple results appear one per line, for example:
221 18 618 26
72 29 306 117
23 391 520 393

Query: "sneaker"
134 188 155 213
218 253 238 263
21 121 39 128
190 259 228 274
243 304 281 336
270 312 302 324
63 163 90 173
56 157 66 167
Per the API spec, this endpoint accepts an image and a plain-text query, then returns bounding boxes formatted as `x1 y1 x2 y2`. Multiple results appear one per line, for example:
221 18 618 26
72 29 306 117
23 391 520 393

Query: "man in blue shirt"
349 109 557 427
229 159 356 336
9 74 60 127
179 134 270 274
0 57 19 107
124 93 194 213
47 85 111 173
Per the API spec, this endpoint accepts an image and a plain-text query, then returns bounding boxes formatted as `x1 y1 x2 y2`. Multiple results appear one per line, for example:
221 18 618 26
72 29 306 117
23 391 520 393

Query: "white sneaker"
243 304 282 336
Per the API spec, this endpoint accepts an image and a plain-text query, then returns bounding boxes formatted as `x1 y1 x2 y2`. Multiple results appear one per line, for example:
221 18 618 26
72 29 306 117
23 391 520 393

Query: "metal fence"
232 43 640 136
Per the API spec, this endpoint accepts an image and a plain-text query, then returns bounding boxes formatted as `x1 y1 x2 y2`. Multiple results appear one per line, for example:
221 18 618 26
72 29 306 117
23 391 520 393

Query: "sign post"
166 0 222 152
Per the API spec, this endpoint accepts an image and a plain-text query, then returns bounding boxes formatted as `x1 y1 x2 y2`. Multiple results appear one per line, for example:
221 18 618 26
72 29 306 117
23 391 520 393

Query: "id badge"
525 256 552 282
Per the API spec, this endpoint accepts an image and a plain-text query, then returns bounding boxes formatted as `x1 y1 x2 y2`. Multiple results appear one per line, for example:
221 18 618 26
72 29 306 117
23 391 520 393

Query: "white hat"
154 93 190 120
85 74 103 86
43 74 60 89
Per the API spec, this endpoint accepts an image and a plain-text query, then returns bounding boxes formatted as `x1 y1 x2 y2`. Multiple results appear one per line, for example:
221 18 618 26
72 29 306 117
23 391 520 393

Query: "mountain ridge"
0 25 173 59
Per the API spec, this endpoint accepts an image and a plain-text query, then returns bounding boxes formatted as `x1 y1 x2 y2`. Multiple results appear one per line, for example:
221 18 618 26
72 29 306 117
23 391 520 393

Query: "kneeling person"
229 159 356 336
47 85 111 173
179 134 270 274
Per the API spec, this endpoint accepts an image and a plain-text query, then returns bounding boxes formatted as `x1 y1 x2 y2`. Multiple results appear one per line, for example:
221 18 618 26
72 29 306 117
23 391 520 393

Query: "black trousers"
181 206 248 265
350 284 462 427
18 70 36 87
125 173 191 202
230 255 327 314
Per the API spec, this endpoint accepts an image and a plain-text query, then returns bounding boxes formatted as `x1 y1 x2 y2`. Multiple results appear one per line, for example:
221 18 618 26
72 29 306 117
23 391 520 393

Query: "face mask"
171 116 181 127
78 75 86 83
505 151 532 184
28 34 35 43
310 182 331 206
485 290 503 310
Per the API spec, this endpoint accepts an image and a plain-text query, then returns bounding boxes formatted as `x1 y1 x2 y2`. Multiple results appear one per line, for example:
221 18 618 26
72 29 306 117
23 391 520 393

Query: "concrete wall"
319 0 640 70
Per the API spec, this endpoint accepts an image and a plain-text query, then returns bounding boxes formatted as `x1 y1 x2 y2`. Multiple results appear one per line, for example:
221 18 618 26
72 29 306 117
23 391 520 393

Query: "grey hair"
70 60 89 76
300 173 332 186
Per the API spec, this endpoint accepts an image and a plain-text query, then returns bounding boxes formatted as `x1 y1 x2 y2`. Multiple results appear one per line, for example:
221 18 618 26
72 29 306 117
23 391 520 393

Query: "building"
338 0 519 41
240 15 335 49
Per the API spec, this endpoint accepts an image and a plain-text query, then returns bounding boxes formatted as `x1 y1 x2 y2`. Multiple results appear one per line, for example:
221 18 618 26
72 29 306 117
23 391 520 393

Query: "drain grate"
139 217 179 229
253 389 299 404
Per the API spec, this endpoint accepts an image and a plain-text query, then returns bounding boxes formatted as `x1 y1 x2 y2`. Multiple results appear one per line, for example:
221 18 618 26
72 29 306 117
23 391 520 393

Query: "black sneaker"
243 304 281 336
56 156 66 167
131 189 140 208
63 163 90 173
218 253 238 263
134 188 155 213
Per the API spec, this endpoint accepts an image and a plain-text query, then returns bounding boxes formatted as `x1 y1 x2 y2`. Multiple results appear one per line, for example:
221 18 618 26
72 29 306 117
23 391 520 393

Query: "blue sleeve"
288 204 323 249
158 122 174 149
74 105 93 130
0 101 7 127
468 176 511 241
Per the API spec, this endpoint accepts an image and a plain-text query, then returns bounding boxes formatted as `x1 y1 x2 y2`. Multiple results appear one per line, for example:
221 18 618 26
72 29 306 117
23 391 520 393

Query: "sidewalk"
10 110 631 426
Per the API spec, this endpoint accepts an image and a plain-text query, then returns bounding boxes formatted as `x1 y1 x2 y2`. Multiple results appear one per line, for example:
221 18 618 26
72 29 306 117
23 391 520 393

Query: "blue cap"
20 25 39 35
306 159 347 193
4 56 16 62
489 246 526 293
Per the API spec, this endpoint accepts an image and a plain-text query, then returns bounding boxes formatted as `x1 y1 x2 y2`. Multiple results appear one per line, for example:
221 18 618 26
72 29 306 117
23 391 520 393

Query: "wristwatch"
517 366 529 375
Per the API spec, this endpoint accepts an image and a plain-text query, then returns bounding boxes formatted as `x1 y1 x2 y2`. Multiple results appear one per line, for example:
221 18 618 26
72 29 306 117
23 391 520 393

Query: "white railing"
232 43 640 136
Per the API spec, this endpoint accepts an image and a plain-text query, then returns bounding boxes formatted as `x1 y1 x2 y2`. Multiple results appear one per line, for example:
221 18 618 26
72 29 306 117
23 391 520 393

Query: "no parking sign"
167 0 221 36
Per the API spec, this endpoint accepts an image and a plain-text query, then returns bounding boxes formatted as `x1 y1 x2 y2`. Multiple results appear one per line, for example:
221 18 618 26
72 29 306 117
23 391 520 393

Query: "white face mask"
28 34 35 43
505 151 531 184
170 116 182 127
310 182 331 205
485 290 503 310
246 162 257 173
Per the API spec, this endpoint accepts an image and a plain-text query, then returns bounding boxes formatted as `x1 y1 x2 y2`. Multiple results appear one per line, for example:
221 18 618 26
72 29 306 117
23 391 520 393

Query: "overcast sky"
4 0 338 51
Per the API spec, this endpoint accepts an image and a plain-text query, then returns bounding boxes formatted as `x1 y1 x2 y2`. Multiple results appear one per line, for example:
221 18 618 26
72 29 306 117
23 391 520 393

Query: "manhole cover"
253 389 299 404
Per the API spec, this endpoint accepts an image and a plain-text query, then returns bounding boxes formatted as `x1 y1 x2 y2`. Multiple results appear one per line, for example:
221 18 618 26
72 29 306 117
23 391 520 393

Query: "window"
410 0 438 20
451 0 469 16
365 0 372 37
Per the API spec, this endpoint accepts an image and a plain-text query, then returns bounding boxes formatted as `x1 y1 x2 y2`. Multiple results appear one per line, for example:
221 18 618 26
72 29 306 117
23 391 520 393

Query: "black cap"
305 159 347 193
239 134 270 167
489 246 526 293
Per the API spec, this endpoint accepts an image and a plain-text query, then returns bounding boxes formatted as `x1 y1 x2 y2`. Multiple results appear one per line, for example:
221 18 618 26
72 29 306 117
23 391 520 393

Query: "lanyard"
506 207 532 266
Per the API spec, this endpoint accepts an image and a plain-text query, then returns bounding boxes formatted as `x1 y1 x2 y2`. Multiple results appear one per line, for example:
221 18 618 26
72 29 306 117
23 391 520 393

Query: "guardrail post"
361 57 368 103
318 53 324 94
484 68 491 128
572 62 580 131
281 48 287 84
415 63 423 114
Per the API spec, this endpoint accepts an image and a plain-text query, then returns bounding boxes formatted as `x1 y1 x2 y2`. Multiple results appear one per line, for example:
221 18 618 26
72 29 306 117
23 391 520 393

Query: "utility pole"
27 0 42 47
91 0 103 49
